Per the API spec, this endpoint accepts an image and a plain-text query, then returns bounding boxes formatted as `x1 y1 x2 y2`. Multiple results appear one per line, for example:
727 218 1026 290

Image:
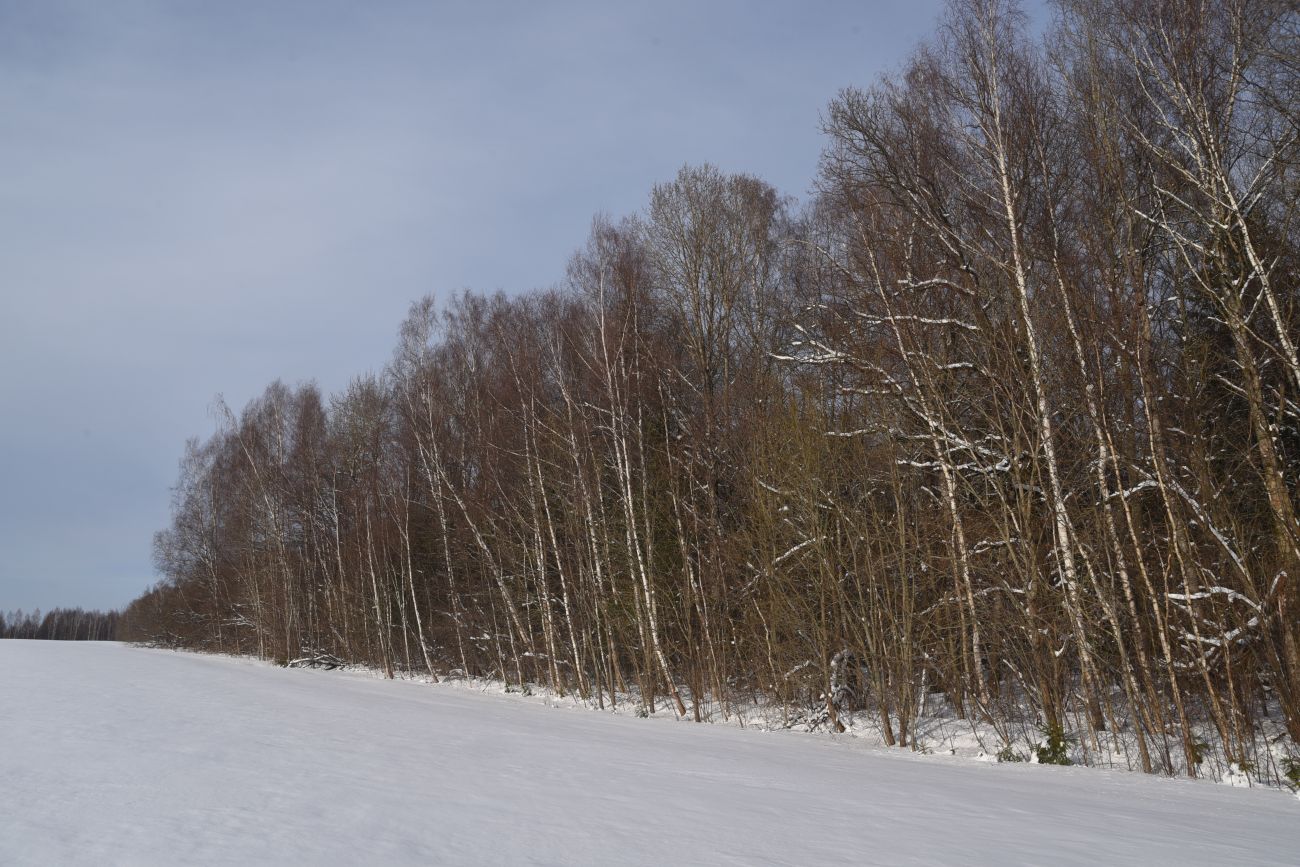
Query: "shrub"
1281 756 1300 790
996 744 1024 763
1035 723 1073 766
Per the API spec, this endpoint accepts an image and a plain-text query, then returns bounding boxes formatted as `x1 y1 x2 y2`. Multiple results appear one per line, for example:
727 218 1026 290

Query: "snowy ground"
2 642 1296 866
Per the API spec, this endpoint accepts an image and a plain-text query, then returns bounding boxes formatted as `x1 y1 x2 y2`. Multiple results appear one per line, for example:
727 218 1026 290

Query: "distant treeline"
123 0 1298 781
2 608 120 641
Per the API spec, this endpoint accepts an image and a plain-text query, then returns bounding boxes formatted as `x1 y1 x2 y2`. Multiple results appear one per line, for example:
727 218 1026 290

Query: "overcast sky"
1 0 1055 613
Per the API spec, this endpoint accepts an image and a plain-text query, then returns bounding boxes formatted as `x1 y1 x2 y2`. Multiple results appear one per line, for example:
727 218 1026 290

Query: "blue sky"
1 0 1054 612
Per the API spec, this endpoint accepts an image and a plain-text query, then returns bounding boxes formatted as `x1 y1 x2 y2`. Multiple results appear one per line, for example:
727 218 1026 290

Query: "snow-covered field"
2 641 1296 866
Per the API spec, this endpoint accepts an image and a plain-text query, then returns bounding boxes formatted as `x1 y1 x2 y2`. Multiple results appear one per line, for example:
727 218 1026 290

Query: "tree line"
123 0 1298 779
2 608 120 641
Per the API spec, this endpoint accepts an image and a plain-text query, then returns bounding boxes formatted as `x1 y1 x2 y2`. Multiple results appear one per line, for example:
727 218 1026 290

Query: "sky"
0 0 1051 613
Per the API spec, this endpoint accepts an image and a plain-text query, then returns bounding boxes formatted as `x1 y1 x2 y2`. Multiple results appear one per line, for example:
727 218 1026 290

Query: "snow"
3 642 1297 866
